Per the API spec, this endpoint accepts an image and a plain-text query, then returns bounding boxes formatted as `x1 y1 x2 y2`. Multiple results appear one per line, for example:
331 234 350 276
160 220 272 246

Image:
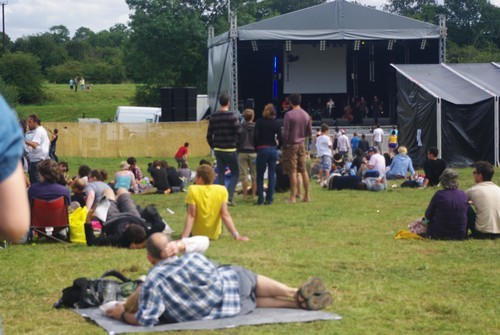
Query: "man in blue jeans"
206 93 241 206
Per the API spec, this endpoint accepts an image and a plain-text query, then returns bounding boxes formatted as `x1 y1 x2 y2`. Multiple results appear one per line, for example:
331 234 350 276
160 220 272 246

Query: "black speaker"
160 87 174 122
336 118 349 126
378 117 390 126
185 87 197 121
322 118 335 126
173 88 186 122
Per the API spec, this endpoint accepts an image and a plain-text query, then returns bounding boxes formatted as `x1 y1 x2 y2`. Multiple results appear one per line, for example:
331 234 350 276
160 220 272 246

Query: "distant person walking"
282 93 312 203
69 78 74 90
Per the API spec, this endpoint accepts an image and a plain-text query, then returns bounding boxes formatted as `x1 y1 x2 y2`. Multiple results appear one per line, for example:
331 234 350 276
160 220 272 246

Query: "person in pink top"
282 94 312 203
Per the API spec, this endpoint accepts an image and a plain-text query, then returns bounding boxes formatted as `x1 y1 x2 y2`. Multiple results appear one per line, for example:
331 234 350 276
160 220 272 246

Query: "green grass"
15 83 136 122
1 157 499 335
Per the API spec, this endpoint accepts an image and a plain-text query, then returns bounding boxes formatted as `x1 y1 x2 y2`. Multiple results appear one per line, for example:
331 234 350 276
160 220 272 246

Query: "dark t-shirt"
423 159 447 186
167 167 183 187
151 168 170 191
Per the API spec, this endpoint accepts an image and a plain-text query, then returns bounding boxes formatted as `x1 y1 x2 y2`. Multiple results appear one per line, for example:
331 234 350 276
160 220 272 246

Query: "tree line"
0 0 498 107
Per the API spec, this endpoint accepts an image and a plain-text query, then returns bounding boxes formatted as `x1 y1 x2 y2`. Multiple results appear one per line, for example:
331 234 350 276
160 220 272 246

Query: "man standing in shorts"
282 94 312 203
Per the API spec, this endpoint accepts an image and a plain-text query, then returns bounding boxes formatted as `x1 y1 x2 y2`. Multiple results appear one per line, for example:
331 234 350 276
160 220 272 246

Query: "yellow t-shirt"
185 184 228 240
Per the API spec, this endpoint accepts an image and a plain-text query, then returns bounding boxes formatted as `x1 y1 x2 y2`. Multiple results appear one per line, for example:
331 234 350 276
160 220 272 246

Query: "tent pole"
496 97 499 166
437 98 442 159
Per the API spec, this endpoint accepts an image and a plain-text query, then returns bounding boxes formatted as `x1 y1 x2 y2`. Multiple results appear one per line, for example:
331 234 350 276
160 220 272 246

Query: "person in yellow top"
388 130 398 153
181 164 249 241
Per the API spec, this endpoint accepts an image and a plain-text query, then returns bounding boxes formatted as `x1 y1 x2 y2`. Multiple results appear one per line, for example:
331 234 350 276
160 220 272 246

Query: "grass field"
15 84 137 122
0 156 499 335
5 85 499 334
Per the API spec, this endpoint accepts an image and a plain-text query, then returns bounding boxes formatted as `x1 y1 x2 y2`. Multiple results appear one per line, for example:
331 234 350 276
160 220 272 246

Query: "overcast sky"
3 0 500 41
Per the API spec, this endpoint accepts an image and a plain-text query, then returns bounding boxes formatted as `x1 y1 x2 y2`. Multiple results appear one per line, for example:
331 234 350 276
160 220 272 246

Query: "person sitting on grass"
181 164 249 241
106 233 332 326
422 168 468 240
85 169 112 209
28 159 71 204
84 188 149 249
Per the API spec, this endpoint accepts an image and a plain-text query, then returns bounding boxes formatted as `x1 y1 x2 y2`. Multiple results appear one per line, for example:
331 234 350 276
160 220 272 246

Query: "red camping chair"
30 197 70 243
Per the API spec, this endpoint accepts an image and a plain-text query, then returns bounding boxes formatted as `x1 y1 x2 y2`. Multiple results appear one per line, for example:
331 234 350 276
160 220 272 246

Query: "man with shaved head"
106 233 332 326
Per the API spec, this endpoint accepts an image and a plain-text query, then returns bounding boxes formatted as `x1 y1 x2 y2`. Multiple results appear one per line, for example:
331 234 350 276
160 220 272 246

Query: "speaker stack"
160 87 198 122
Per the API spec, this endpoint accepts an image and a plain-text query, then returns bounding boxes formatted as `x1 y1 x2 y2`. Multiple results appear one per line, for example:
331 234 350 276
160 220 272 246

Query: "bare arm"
85 190 95 209
107 304 140 325
0 163 30 241
220 202 249 241
181 203 196 238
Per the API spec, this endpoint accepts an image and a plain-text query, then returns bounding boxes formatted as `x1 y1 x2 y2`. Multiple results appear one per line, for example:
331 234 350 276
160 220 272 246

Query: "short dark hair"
474 161 494 181
184 142 189 147
127 157 137 165
78 165 91 177
125 225 147 244
199 159 212 166
28 114 41 125
59 161 69 171
427 147 439 157
219 93 230 107
38 159 61 183
320 123 329 133
288 94 301 106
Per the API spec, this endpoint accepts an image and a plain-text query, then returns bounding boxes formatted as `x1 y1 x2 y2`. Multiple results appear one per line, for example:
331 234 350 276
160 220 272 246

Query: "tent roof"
210 0 440 46
447 63 500 96
392 64 494 105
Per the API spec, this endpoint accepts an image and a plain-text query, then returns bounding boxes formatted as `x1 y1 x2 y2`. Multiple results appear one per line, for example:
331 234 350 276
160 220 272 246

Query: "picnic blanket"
74 307 341 334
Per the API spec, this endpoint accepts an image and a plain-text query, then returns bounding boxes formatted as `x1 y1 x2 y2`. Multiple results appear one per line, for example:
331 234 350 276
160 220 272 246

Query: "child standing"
315 123 333 186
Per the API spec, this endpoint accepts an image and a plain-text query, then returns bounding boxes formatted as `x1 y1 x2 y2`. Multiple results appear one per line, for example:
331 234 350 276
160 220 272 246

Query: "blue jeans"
214 150 240 201
256 146 278 204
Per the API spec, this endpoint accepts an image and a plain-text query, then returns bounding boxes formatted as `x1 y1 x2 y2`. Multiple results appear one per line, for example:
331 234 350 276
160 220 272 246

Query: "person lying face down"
106 233 333 326
84 188 149 249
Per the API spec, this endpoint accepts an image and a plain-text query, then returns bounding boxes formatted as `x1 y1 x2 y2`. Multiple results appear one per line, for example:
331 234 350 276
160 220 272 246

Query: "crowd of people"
1 90 499 328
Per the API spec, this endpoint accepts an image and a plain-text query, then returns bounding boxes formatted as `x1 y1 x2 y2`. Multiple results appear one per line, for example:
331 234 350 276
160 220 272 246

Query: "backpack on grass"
54 270 138 309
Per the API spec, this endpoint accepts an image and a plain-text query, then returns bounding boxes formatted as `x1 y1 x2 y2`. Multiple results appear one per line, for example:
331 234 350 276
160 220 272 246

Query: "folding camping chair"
30 196 70 243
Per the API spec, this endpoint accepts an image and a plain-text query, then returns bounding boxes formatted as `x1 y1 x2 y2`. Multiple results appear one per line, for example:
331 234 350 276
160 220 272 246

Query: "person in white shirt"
466 161 500 239
365 147 386 177
24 114 50 184
372 124 384 154
315 124 333 185
337 129 350 160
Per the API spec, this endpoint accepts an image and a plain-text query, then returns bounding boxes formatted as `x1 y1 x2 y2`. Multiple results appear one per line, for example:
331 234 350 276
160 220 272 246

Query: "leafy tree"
46 61 84 84
0 52 45 103
12 34 67 74
73 27 96 41
65 39 94 61
125 0 207 104
49 25 70 43
383 0 437 16
0 76 19 107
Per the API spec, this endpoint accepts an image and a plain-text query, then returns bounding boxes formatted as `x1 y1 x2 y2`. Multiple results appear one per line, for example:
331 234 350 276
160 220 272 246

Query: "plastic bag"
69 206 89 244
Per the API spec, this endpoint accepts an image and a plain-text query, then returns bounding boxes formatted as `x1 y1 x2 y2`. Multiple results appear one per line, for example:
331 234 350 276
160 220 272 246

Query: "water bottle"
45 227 54 236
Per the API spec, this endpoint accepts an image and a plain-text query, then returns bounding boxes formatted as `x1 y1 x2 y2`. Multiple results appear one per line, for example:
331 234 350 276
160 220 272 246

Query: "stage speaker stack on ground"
160 87 198 122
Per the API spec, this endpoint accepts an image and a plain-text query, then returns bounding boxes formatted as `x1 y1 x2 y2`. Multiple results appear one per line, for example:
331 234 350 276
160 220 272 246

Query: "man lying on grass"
106 233 332 326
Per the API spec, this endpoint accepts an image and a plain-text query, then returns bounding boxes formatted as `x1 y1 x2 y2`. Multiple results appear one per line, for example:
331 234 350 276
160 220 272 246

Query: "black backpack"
54 270 135 309
140 205 166 236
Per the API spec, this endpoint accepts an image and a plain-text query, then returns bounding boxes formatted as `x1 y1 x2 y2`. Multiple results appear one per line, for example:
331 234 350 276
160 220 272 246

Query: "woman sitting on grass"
85 169 112 209
422 168 468 240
